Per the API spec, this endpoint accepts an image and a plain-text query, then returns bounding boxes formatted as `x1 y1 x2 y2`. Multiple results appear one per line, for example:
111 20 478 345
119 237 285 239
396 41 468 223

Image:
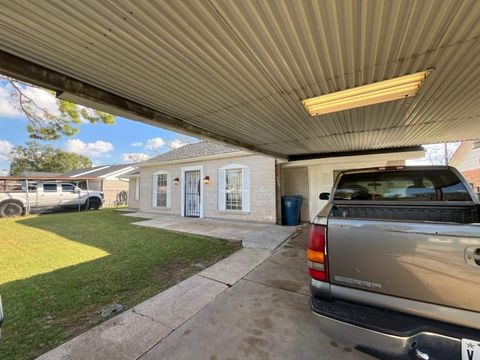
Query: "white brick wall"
135 154 276 223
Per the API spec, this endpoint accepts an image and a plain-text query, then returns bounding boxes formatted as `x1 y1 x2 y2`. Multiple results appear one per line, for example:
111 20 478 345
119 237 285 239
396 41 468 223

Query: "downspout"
275 162 283 225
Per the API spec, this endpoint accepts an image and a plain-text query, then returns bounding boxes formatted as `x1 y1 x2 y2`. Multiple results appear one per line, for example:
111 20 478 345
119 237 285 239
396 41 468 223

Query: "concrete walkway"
122 212 299 250
38 227 371 360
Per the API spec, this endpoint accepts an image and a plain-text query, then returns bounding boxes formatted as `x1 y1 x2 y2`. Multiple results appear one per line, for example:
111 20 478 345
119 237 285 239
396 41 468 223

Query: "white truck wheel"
0 202 23 218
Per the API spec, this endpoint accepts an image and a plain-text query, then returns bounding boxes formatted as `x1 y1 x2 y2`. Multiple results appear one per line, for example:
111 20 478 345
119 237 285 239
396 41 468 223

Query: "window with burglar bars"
225 169 242 210
156 174 168 207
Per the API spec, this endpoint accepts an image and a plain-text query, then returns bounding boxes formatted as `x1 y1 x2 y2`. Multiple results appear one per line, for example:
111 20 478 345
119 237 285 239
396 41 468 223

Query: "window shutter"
242 167 250 213
152 175 156 207
166 173 172 208
135 178 140 201
218 168 226 211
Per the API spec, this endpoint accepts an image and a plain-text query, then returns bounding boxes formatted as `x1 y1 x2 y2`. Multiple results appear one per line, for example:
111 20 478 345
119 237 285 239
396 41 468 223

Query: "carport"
2 1 480 359
1 1 480 160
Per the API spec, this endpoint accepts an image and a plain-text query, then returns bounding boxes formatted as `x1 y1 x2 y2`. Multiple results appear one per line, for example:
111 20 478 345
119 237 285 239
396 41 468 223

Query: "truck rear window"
334 170 472 201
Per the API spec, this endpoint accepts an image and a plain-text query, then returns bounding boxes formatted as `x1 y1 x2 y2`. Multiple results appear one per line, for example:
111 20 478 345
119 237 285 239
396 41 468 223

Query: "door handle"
465 247 480 267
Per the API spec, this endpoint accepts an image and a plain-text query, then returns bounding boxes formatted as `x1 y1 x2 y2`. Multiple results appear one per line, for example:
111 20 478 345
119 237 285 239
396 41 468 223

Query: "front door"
184 170 201 217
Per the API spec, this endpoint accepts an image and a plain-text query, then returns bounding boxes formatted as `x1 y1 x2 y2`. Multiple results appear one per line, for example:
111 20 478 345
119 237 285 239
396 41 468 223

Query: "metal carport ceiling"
1 0 480 158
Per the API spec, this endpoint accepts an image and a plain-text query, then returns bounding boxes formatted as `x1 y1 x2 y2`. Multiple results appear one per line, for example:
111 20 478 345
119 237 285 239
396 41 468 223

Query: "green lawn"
0 209 240 360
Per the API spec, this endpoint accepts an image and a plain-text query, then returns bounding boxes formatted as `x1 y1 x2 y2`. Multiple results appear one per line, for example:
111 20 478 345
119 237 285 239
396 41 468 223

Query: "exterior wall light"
173 177 179 185
203 176 210 185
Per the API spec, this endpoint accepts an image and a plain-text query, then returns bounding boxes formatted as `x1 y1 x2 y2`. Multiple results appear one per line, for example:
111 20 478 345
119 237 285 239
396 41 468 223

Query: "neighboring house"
128 141 424 224
128 142 277 222
449 140 480 192
61 164 136 207
21 171 61 177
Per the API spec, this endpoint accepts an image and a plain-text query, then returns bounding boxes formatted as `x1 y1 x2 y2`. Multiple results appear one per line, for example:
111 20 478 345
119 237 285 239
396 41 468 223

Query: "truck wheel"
0 202 24 218
86 198 101 210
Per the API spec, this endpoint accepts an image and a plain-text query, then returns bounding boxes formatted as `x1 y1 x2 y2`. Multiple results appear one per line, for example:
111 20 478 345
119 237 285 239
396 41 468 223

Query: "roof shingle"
141 142 241 165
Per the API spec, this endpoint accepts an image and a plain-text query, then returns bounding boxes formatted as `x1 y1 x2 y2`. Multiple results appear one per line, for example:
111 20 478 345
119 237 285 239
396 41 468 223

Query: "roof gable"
141 142 243 165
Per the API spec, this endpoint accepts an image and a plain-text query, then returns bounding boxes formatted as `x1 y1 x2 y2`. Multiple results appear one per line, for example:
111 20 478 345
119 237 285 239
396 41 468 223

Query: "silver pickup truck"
0 181 104 217
309 166 480 360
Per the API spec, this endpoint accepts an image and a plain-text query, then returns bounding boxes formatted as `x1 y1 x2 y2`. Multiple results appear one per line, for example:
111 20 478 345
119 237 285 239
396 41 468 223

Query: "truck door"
38 183 61 207
60 183 80 206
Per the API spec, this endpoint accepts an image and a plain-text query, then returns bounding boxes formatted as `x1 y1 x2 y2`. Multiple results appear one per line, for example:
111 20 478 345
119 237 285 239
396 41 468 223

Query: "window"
225 169 242 210
43 184 58 192
152 172 170 208
334 170 471 201
473 141 480 149
61 184 75 192
156 174 168 207
218 164 250 212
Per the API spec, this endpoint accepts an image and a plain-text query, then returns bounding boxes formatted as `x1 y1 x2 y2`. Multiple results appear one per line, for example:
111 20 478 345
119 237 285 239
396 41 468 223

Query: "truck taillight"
307 224 328 282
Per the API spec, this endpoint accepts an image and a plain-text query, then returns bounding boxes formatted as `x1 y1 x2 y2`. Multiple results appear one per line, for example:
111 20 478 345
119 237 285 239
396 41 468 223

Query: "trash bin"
281 195 302 226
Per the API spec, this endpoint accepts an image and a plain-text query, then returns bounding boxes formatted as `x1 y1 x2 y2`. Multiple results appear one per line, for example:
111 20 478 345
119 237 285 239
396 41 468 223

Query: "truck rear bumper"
311 297 479 360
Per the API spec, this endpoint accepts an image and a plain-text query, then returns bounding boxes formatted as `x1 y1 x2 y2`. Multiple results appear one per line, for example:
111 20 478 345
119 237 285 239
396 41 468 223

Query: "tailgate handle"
465 247 480 267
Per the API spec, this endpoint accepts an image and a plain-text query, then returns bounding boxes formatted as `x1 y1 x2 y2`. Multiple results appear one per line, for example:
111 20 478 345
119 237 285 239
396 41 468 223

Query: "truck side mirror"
319 192 330 200
74 188 81 194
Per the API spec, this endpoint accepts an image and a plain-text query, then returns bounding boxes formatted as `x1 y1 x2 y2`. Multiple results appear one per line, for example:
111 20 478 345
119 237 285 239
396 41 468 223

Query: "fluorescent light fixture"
302 70 432 116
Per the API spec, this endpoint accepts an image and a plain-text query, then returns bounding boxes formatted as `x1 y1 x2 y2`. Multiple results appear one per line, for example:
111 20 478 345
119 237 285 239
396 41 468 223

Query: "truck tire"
85 198 101 210
0 201 24 218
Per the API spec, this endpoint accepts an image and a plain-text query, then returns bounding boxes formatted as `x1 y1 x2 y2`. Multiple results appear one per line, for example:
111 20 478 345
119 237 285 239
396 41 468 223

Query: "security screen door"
184 170 201 217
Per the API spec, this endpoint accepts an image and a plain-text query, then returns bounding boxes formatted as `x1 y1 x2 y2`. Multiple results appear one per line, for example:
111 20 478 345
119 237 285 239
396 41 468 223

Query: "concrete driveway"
139 228 372 360
39 226 372 360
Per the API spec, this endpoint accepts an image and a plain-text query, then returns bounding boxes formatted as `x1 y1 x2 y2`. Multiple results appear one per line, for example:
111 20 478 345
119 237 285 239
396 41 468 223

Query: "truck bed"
330 202 480 224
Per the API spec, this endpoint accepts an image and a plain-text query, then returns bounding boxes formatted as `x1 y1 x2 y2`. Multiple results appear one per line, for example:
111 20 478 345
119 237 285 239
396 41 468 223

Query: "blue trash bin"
281 195 303 226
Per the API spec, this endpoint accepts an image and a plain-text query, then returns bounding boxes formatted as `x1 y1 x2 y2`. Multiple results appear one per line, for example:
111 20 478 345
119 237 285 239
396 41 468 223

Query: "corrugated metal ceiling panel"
1 0 480 155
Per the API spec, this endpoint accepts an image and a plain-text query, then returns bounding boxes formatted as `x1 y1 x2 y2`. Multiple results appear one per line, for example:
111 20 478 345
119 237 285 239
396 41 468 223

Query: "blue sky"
0 80 195 174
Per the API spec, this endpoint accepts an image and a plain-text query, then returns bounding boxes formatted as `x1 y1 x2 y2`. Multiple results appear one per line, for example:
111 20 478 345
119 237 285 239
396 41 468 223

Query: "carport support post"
25 179 30 215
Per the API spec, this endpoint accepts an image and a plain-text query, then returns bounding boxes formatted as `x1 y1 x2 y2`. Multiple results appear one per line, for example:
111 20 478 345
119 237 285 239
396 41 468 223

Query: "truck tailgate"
328 217 480 312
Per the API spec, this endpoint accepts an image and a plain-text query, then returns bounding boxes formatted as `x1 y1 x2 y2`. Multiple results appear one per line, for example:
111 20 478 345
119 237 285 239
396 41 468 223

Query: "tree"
2 76 115 140
424 143 460 165
9 141 92 176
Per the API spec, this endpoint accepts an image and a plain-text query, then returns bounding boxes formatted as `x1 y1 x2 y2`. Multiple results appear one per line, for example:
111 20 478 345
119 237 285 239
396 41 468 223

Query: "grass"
0 209 240 360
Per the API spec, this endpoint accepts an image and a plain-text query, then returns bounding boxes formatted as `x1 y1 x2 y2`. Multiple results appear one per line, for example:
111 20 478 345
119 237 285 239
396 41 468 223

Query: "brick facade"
461 168 480 192
134 154 276 223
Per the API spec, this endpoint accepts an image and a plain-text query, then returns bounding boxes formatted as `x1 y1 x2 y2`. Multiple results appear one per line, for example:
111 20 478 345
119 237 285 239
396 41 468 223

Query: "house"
128 142 424 223
127 142 276 222
61 164 136 207
449 140 480 192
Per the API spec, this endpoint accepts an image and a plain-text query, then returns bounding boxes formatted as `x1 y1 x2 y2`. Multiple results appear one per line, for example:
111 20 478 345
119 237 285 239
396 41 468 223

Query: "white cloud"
168 138 190 149
0 83 60 118
0 169 8 176
0 139 14 161
64 139 114 158
145 137 166 151
131 141 144 147
23 86 60 116
122 153 150 163
0 87 21 117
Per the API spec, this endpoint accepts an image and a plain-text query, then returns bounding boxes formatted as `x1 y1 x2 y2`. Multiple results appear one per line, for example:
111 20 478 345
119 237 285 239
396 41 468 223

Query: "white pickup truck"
0 180 104 217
